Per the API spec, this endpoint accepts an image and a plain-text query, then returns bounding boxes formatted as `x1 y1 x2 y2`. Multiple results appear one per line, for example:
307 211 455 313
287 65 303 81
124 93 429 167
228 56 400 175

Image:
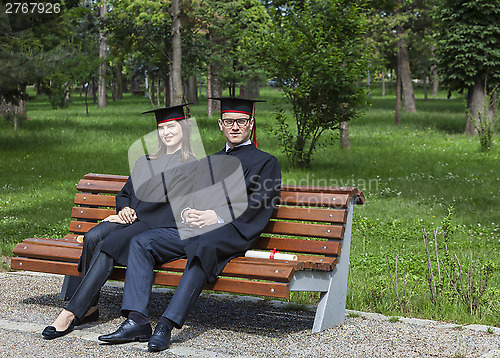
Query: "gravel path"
0 271 498 357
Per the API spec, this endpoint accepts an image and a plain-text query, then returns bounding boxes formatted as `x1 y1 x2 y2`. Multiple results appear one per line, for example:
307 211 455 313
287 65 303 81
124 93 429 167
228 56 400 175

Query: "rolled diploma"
245 250 297 261
76 235 84 244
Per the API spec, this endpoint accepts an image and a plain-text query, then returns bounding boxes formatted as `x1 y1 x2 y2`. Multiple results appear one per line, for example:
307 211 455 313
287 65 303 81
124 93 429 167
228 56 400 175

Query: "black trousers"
65 242 114 320
66 221 148 319
121 228 207 328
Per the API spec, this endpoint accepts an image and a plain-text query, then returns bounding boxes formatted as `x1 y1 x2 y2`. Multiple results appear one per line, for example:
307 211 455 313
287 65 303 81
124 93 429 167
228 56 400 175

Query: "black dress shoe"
42 321 75 340
148 322 172 352
98 318 152 344
73 308 99 326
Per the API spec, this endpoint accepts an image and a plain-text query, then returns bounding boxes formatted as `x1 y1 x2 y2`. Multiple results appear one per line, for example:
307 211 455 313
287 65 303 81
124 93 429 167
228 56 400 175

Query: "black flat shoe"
148 322 172 352
73 308 99 326
98 318 152 344
42 322 75 340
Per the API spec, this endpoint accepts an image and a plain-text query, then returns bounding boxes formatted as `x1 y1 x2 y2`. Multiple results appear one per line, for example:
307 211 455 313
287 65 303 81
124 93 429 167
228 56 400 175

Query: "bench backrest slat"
74 193 116 207
263 221 344 240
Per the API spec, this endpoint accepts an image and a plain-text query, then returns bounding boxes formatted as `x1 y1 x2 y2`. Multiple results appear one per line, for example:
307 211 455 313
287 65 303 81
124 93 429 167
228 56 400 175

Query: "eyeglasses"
221 118 250 128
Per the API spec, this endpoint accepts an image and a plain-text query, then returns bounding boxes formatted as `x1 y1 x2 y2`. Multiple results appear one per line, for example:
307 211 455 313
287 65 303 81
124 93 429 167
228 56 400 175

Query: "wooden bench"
131 90 145 96
11 173 365 332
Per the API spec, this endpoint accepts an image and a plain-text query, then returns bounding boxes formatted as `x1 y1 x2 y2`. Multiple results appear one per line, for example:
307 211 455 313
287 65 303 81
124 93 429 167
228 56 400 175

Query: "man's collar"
225 140 251 152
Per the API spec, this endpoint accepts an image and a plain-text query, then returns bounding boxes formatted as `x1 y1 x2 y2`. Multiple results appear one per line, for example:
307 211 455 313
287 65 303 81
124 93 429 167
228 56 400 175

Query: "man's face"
218 112 254 147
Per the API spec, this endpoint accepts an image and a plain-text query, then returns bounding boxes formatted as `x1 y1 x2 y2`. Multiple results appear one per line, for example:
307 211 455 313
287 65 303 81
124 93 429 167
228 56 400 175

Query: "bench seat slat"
13 243 297 282
20 238 337 270
21 237 82 248
11 258 290 299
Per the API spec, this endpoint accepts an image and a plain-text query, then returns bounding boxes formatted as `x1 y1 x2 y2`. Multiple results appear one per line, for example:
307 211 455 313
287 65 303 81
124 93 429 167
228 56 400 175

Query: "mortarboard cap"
209 97 265 116
142 104 190 124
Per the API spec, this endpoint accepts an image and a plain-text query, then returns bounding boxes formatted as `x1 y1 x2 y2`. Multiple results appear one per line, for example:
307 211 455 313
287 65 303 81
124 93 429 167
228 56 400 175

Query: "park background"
1 0 499 329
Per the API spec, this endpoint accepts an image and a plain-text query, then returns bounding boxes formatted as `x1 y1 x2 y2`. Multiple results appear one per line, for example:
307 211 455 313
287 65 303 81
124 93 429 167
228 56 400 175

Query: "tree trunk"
207 62 213 117
466 80 491 135
424 76 428 101
131 74 140 92
147 73 155 108
240 76 260 99
92 78 97 104
170 0 183 106
85 83 89 115
395 50 402 125
381 71 386 96
432 68 439 97
116 63 123 100
163 73 169 107
157 76 161 107
186 75 199 104
211 75 222 114
399 40 416 112
339 121 351 149
430 45 439 97
97 3 108 108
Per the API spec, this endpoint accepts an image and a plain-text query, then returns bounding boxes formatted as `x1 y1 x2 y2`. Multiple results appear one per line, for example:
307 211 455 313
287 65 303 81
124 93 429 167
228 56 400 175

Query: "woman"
42 104 195 339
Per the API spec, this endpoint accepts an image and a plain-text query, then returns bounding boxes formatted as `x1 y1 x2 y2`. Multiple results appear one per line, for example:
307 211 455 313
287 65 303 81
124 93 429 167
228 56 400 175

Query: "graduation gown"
184 144 281 282
101 151 195 266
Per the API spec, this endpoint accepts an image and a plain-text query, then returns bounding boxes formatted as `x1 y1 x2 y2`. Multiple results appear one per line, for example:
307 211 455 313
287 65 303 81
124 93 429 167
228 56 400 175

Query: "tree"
0 0 81 121
170 0 183 105
196 0 270 115
433 0 500 135
97 2 108 108
258 0 369 168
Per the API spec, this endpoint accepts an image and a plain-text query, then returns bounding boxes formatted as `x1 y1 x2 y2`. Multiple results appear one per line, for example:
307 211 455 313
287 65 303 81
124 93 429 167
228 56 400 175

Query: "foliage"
0 1 81 106
257 0 369 167
197 0 271 95
423 207 495 313
433 0 500 94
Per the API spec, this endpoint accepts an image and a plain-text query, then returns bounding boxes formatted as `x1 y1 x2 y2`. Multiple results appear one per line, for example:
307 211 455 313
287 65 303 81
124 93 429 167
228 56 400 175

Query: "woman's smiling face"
158 121 183 153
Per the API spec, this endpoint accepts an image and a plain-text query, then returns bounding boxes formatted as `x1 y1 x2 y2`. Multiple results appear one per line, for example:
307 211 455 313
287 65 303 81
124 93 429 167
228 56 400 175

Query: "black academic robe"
101 151 195 265
184 144 281 282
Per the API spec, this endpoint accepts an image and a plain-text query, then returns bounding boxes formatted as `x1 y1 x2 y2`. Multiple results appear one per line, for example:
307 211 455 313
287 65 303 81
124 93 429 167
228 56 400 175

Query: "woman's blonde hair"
148 119 195 161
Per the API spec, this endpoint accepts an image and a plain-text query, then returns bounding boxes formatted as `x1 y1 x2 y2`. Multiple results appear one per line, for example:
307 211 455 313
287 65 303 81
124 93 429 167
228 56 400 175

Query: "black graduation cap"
210 97 265 116
142 104 190 124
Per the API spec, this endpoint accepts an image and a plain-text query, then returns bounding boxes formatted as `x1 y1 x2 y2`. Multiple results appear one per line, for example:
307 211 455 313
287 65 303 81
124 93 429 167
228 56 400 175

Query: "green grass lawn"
1 85 498 326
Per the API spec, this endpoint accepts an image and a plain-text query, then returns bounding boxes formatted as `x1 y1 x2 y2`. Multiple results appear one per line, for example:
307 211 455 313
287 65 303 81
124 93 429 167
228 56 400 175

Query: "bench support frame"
289 197 355 333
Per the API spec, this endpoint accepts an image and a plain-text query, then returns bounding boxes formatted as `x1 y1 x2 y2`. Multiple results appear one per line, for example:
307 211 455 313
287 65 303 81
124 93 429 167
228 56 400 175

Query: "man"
99 98 281 352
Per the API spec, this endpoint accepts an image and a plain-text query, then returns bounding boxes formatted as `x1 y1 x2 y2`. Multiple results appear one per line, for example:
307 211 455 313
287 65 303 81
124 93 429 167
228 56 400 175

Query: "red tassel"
251 120 257 147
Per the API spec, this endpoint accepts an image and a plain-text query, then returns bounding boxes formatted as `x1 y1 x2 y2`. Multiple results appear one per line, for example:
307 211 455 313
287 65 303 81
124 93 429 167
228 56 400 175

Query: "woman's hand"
184 209 218 228
117 206 137 224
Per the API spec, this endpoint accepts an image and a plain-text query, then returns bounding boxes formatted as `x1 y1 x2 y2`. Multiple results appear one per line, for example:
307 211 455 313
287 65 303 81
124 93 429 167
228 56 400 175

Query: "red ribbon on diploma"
270 248 279 259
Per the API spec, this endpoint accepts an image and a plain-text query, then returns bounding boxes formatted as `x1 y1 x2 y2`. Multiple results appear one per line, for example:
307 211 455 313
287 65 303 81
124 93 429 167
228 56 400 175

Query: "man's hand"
117 206 137 224
183 209 218 228
102 214 127 224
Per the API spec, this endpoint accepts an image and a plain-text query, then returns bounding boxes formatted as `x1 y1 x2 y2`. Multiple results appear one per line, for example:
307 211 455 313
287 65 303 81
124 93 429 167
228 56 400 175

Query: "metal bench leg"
59 275 82 301
312 198 355 332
